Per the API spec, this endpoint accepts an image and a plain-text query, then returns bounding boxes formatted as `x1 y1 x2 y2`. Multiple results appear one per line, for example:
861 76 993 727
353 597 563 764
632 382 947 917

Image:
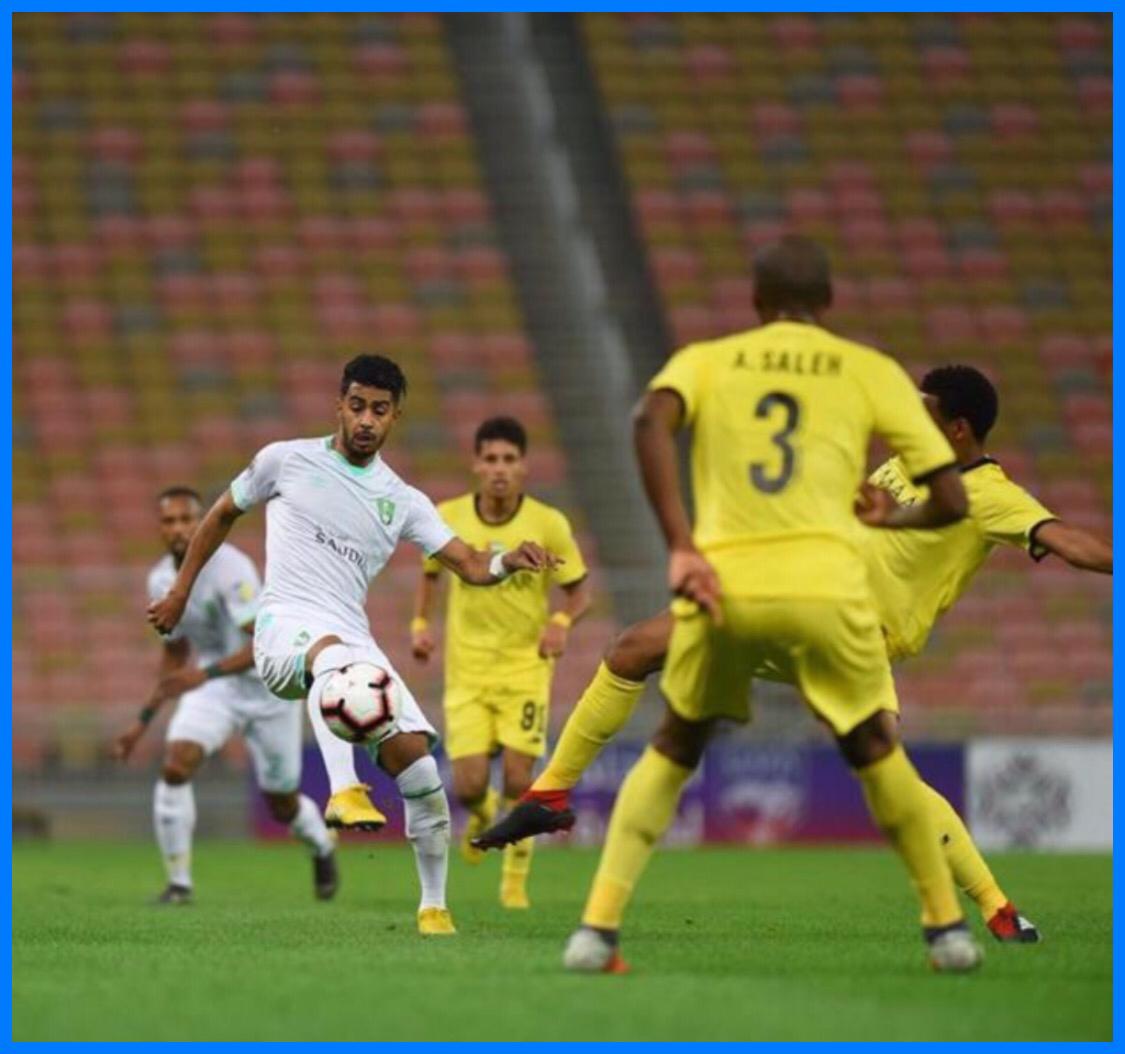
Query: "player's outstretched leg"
922 783 1040 943
840 712 983 973
379 731 455 936
265 792 339 900
564 706 710 974
306 641 388 831
474 614 671 851
152 741 202 905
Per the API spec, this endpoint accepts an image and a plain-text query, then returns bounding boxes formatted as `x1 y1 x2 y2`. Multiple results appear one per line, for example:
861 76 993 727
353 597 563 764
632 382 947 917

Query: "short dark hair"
920 365 998 442
474 416 527 455
340 354 407 402
157 485 202 506
753 236 833 314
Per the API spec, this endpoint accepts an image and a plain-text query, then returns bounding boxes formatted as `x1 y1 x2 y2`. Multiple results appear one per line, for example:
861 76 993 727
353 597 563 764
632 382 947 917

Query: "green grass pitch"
13 840 1111 1041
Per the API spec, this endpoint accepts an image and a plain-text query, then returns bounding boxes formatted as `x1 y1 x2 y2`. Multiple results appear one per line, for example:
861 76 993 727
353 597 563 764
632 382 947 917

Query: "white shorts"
253 609 436 741
166 681 302 793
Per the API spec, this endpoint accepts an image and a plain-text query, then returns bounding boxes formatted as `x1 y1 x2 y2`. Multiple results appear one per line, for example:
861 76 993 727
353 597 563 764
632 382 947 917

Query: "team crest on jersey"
376 498 396 525
237 581 255 602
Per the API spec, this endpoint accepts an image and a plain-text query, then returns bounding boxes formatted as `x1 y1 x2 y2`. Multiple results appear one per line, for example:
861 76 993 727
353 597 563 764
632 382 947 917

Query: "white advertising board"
967 738 1112 851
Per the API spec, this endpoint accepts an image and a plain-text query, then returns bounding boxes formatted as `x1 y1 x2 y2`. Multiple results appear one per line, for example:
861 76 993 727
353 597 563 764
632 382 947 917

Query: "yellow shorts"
442 680 551 760
661 595 899 737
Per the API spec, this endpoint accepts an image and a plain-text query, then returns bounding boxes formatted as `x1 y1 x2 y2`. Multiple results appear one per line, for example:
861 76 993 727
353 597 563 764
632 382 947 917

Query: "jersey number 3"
750 392 800 493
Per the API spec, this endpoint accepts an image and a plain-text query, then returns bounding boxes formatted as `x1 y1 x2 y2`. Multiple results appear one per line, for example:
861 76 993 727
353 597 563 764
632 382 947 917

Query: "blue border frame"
6 4 1116 1049
2 6 11 1051
1111 8 1121 1053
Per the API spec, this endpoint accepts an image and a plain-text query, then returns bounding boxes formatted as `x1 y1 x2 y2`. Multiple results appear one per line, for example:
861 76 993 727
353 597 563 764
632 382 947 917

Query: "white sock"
396 755 450 911
153 780 195 888
307 654 360 795
289 794 335 857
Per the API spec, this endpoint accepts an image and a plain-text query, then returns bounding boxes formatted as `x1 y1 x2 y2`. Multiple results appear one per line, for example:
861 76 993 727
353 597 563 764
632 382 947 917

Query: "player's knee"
837 710 899 770
651 708 710 770
500 750 535 799
378 730 430 778
501 776 532 799
306 638 352 694
452 772 489 806
606 616 669 681
161 763 192 786
264 792 299 823
161 743 201 785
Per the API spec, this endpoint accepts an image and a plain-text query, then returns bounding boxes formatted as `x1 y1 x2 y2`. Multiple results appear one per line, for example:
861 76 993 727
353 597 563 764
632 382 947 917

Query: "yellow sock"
582 746 692 930
922 782 1008 921
500 796 534 905
534 662 645 792
856 746 963 929
468 787 498 827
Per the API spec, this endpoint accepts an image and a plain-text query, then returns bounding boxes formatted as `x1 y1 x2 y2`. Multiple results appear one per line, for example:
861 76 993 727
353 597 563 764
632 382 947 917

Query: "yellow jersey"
648 321 955 598
863 456 1056 660
423 492 588 688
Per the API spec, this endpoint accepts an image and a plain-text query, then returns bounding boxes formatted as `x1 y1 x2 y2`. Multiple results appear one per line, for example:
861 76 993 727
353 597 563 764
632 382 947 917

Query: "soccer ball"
319 663 399 744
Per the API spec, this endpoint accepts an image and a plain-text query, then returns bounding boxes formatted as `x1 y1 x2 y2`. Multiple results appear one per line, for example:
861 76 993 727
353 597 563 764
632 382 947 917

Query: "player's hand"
411 625 436 663
156 666 207 700
854 482 898 528
668 547 723 624
148 589 187 635
502 541 562 574
112 721 147 762
538 621 569 659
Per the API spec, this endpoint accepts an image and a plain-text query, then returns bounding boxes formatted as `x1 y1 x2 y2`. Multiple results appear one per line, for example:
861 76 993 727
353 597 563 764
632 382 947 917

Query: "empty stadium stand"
582 12 1111 729
13 13 1111 775
12 12 612 769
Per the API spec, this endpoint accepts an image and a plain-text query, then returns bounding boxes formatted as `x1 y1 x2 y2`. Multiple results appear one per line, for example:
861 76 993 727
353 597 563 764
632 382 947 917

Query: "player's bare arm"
411 570 442 662
113 636 191 761
148 490 245 634
539 575 593 659
1033 521 1112 574
432 536 560 585
157 631 256 699
633 388 722 621
858 465 967 530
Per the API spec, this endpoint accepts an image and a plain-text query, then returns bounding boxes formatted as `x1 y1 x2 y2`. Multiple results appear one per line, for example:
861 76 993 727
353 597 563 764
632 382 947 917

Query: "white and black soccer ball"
319 663 400 744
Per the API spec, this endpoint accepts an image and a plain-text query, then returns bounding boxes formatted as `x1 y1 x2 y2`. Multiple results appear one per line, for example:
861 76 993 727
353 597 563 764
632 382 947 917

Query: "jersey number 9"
750 391 801 494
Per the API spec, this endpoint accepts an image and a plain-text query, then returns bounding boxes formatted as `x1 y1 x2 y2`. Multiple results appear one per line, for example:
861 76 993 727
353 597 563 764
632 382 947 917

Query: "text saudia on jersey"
312 526 365 568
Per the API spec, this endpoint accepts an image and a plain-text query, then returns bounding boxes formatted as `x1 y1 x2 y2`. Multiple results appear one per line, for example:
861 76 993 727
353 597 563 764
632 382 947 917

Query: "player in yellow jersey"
549 236 986 974
478 363 1112 944
411 416 591 908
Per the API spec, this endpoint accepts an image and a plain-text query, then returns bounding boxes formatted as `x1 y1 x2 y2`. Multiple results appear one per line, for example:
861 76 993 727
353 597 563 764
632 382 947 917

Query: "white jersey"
230 436 455 642
147 542 272 704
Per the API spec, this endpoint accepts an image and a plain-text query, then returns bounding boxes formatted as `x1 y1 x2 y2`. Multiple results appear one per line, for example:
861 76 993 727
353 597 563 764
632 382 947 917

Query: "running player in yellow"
551 236 984 973
411 416 591 908
478 364 1112 944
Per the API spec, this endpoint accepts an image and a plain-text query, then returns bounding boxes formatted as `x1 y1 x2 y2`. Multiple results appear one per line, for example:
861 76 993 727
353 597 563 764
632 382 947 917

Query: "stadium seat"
13 13 598 766
585 11 1109 730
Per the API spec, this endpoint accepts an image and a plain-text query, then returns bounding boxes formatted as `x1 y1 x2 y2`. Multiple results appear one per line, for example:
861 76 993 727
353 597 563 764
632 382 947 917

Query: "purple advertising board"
254 739 964 846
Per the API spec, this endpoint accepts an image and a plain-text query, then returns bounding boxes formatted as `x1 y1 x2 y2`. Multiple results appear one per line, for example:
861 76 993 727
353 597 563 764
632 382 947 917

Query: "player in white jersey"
115 486 337 904
148 355 558 935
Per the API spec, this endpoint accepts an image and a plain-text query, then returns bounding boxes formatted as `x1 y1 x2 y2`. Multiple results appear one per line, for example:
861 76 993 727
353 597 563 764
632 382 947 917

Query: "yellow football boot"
461 787 498 865
324 784 387 832
417 907 457 936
